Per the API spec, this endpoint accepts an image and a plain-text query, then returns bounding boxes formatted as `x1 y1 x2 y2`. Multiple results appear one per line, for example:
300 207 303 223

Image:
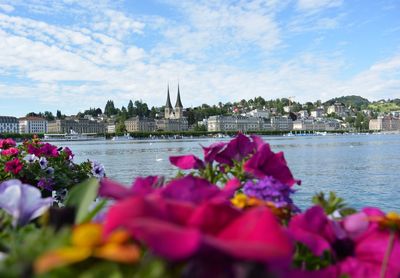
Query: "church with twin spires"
155 84 188 131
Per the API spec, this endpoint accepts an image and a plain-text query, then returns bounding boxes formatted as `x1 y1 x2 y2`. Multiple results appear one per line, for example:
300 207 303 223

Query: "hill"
368 99 400 113
323 95 370 110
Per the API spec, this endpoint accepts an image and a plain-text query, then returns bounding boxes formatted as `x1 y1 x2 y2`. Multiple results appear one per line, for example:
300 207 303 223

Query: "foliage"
323 95 370 110
0 138 96 197
0 134 399 277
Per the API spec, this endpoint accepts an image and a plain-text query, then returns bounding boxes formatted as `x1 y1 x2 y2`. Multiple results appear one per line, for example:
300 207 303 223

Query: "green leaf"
64 178 100 224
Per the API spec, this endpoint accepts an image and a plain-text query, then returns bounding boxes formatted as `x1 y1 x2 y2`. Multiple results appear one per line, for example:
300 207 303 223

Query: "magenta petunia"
63 147 74 159
202 141 227 163
244 143 301 186
39 143 59 157
289 206 336 256
206 133 257 166
1 147 19 156
0 138 16 150
103 195 293 263
5 158 24 175
161 176 221 204
27 144 42 156
289 206 400 277
99 176 160 200
169 155 205 170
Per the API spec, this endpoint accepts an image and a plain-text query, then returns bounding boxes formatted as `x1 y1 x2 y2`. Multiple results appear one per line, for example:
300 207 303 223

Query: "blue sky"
0 0 399 117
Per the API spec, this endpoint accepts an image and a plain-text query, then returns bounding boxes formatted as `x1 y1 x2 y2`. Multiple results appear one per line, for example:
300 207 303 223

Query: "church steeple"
165 85 173 119
166 85 173 109
175 83 183 108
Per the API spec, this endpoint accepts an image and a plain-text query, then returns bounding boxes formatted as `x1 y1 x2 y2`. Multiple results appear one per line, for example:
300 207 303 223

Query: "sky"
0 0 399 117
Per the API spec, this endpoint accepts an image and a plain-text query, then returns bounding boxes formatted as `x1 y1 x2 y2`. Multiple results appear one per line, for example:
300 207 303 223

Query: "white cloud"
297 0 343 12
0 3 14 12
153 0 283 62
0 0 398 117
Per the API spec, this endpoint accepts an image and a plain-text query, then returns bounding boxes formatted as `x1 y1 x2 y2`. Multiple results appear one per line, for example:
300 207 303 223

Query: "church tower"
174 83 183 119
165 85 173 119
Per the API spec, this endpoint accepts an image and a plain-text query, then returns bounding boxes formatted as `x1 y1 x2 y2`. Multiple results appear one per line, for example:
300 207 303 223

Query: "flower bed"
0 134 399 277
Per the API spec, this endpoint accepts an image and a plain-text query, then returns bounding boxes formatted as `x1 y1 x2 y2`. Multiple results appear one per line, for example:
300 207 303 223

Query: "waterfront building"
47 119 106 134
0 116 19 133
19 116 48 134
155 84 188 132
207 115 264 132
293 119 329 131
125 117 156 132
246 109 270 118
106 124 116 134
327 102 346 116
283 106 291 113
325 119 342 130
369 116 400 131
311 108 324 118
271 116 293 131
297 110 309 119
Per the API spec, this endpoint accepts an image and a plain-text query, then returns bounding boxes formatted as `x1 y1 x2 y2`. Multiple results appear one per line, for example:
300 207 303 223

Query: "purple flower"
45 167 55 176
39 157 48 169
37 178 55 191
243 176 299 211
91 161 105 178
244 143 301 186
0 179 53 226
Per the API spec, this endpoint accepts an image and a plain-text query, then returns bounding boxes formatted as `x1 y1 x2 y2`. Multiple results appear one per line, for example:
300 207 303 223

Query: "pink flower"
244 143 301 186
63 147 74 160
289 206 400 277
1 147 19 156
0 138 16 149
169 155 205 170
103 195 293 263
99 176 160 200
27 144 42 156
5 158 24 175
203 133 257 166
203 142 226 163
99 175 237 204
289 206 336 256
39 143 59 157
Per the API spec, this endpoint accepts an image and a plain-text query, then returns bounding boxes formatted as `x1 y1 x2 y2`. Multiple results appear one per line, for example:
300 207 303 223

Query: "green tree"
43 111 55 121
128 100 134 117
115 122 126 134
104 100 117 116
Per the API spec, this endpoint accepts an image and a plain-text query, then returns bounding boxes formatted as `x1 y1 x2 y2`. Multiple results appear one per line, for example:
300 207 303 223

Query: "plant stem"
380 230 396 278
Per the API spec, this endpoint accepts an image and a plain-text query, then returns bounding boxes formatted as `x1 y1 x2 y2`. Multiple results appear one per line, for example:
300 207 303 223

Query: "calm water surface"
58 134 400 211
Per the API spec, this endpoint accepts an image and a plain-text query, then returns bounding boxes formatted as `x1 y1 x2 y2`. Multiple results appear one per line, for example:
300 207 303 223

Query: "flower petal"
34 247 91 274
169 155 205 170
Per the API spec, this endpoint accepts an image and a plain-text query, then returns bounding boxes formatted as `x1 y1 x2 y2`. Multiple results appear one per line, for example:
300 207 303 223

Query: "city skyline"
0 0 399 117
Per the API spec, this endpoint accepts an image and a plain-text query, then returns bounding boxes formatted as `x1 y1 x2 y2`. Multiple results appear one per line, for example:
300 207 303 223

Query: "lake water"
57 134 400 211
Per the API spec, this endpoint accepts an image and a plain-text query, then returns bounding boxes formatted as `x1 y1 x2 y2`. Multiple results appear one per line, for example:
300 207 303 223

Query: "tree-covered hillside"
323 95 370 110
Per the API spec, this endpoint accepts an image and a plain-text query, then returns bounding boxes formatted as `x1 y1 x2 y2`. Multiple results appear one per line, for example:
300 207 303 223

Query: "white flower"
23 154 38 164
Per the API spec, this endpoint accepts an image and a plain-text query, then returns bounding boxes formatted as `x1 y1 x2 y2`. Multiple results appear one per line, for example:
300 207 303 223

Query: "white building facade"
19 117 48 134
0 116 19 133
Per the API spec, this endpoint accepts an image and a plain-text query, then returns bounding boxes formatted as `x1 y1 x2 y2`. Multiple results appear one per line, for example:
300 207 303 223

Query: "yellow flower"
34 223 140 274
371 211 400 231
231 193 248 209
